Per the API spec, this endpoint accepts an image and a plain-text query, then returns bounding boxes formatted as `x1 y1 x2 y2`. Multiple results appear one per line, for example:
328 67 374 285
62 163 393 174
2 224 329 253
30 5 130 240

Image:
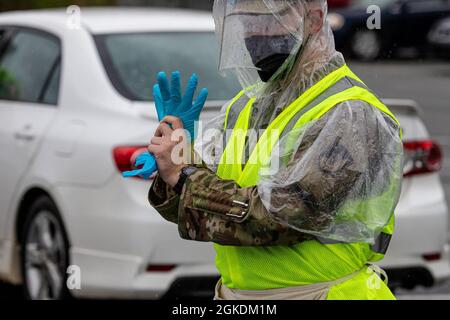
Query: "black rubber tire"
19 195 71 300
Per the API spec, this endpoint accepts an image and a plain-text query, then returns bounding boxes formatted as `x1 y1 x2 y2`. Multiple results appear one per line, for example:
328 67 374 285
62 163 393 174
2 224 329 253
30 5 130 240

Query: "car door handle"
14 132 36 141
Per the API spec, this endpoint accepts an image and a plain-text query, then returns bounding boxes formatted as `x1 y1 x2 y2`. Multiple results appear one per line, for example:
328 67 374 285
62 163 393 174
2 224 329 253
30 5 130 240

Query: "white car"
0 8 448 300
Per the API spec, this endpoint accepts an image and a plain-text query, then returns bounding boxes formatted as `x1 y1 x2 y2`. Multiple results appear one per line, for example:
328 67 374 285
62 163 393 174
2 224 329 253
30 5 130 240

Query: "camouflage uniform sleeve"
177 169 313 246
148 174 180 224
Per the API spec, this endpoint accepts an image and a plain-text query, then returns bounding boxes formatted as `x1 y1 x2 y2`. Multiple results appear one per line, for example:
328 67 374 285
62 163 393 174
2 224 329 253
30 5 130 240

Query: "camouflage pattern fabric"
179 169 314 246
149 168 313 246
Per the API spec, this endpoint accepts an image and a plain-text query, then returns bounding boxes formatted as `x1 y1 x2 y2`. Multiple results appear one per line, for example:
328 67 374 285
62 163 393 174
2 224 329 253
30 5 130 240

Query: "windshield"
95 32 241 102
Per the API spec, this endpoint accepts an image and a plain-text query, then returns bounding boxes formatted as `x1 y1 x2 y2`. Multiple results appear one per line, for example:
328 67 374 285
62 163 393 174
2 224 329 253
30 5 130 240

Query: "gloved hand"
122 151 157 180
122 71 208 180
154 71 209 140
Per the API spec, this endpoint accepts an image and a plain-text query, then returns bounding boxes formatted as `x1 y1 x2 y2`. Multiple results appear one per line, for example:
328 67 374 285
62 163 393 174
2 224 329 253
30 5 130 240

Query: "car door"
378 0 409 50
401 0 450 48
0 27 61 243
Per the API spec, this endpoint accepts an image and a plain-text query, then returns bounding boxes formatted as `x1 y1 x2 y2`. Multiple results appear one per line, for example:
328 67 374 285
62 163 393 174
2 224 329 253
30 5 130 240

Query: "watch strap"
173 167 197 195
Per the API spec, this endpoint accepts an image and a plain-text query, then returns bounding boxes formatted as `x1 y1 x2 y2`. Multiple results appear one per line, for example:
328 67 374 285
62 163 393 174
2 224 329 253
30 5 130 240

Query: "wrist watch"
173 166 198 195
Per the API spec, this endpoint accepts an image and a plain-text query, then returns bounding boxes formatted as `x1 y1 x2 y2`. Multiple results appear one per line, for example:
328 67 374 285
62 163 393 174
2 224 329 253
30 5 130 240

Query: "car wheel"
20 196 71 300
350 30 382 61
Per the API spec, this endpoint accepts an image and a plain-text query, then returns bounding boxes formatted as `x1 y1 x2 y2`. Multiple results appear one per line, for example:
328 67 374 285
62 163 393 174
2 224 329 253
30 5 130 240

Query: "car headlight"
327 13 345 31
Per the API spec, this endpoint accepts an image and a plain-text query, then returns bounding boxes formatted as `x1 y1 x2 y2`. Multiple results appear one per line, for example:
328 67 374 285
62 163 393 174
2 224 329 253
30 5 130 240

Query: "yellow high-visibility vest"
214 64 400 299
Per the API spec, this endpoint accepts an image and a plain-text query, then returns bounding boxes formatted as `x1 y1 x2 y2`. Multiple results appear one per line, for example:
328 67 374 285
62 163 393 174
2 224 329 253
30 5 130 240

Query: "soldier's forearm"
148 174 180 224
176 169 309 246
180 169 253 223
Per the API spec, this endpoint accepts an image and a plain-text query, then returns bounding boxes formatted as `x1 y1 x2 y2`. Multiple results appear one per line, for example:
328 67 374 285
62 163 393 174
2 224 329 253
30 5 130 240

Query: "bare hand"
147 116 187 187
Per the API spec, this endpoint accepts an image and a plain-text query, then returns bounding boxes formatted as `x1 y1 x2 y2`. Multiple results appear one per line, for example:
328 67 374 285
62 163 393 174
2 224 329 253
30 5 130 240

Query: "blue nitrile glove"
153 71 208 141
122 71 208 180
122 152 157 180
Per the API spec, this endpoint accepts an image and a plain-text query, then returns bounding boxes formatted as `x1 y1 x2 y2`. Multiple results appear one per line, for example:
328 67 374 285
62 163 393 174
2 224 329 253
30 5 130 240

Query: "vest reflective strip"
223 90 247 130
281 76 368 139
217 97 255 181
291 86 400 132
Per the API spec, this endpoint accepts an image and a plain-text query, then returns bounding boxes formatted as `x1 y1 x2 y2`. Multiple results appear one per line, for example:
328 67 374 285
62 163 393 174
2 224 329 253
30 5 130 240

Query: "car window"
404 0 450 13
42 61 61 105
0 29 61 104
95 32 241 102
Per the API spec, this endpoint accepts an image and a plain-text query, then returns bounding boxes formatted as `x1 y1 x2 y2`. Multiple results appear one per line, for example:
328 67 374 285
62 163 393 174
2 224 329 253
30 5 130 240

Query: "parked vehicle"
328 0 450 60
380 100 449 291
0 8 448 300
428 17 450 58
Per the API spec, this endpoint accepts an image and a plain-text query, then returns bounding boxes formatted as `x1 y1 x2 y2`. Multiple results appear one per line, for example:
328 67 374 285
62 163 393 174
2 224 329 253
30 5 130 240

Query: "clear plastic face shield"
213 0 311 88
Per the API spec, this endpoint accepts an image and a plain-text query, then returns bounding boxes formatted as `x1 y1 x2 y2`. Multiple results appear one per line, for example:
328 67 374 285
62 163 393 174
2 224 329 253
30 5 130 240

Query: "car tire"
350 30 382 61
20 196 71 300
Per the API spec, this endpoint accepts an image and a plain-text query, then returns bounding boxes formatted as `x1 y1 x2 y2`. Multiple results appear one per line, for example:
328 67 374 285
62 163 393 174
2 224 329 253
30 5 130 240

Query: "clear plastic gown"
195 0 404 243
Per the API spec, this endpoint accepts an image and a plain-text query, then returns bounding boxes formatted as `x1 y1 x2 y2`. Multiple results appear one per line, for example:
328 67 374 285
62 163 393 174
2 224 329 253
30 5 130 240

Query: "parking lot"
1 59 449 300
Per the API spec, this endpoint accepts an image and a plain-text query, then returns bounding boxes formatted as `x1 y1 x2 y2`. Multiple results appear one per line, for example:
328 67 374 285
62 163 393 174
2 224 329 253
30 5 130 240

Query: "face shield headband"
213 0 309 85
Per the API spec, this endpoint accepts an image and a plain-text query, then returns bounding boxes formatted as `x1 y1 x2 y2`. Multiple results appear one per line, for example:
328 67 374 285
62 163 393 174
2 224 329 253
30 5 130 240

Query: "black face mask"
244 34 297 82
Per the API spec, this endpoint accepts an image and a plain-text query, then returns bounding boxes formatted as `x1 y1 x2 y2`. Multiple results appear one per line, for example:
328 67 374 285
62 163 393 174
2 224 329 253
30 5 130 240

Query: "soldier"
147 0 403 300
